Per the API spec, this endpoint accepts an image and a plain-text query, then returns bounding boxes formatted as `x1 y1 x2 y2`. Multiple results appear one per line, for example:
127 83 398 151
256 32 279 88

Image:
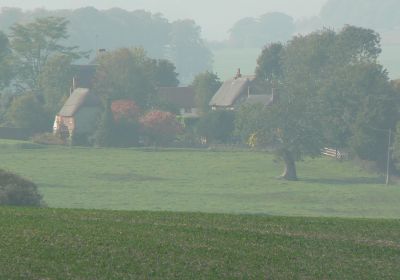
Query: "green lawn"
0 141 399 218
0 207 399 279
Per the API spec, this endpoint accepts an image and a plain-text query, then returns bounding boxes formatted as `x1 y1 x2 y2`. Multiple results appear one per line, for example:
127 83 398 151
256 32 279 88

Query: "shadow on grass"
301 177 383 185
96 172 167 182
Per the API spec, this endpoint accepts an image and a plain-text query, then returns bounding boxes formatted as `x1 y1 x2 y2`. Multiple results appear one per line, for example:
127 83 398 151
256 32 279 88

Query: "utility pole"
386 128 392 185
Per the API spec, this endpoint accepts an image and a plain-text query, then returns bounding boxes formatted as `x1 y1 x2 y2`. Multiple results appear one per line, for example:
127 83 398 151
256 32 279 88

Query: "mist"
0 0 327 40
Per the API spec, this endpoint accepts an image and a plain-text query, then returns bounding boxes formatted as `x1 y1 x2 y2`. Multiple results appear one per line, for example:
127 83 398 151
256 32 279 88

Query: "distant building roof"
209 76 255 107
157 87 196 108
58 88 101 117
71 64 97 89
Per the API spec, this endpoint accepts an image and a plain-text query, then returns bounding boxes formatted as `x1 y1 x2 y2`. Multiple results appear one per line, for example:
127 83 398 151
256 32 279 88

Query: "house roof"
71 64 97 89
58 88 102 117
157 87 196 108
209 76 255 107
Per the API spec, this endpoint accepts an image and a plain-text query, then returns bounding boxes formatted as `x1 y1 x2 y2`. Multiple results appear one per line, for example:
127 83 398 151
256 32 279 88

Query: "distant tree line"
223 0 400 48
0 7 212 84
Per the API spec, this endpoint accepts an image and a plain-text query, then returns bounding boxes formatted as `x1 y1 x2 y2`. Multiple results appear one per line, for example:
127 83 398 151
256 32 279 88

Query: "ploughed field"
0 140 399 218
0 207 399 279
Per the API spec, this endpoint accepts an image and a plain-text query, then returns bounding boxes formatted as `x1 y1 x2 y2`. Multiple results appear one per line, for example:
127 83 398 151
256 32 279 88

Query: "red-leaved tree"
140 110 182 145
111 99 141 122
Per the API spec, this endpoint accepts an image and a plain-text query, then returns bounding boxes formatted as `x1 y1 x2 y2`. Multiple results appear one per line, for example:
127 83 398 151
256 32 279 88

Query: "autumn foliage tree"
140 111 182 146
110 99 142 147
111 99 141 122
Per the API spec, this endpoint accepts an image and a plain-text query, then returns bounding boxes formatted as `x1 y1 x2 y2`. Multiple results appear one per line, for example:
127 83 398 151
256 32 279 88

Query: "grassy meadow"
0 140 399 218
1 207 399 279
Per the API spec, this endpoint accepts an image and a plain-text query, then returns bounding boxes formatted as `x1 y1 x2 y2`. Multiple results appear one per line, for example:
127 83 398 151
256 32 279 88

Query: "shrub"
94 101 115 147
197 110 235 144
111 100 141 147
111 99 141 122
7 94 52 133
0 169 44 207
32 132 66 145
140 110 182 146
71 132 91 147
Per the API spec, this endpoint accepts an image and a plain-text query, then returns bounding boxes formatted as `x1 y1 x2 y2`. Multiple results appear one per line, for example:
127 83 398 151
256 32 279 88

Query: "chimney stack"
235 68 242 79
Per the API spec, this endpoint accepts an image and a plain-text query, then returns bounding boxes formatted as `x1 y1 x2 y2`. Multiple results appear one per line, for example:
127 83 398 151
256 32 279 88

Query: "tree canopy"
0 31 13 89
168 20 212 84
229 12 294 48
0 8 212 86
191 72 222 114
9 16 83 95
239 26 399 180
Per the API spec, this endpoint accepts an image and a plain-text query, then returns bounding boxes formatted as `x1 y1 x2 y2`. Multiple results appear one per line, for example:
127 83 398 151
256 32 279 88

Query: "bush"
111 99 141 121
197 110 235 144
0 169 44 207
32 133 66 145
7 94 52 133
140 110 182 146
71 132 91 147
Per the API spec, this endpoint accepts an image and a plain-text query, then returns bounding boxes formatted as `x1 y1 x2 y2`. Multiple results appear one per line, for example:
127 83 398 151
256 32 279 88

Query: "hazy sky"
0 0 327 39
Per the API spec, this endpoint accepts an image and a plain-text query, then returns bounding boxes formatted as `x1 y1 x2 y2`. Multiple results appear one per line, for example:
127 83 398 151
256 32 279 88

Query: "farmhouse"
156 86 199 118
53 88 102 138
209 69 273 110
53 65 101 137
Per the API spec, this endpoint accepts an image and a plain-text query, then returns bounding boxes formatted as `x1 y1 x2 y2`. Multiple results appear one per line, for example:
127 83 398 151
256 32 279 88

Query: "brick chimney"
235 68 242 79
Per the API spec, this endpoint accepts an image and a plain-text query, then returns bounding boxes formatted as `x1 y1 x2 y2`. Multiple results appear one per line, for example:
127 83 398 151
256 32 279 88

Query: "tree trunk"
281 151 298 181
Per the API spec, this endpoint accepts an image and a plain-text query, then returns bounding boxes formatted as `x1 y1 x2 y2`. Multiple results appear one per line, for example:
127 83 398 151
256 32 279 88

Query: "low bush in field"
0 169 44 207
32 133 65 145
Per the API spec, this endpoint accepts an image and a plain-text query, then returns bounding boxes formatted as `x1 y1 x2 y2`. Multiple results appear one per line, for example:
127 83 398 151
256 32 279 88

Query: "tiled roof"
157 87 196 108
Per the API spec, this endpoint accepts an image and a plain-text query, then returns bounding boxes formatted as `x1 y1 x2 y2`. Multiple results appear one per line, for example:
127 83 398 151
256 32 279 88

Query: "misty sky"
0 0 327 39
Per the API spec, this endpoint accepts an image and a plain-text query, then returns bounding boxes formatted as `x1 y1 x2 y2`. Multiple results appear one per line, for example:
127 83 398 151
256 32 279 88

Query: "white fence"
321 148 348 160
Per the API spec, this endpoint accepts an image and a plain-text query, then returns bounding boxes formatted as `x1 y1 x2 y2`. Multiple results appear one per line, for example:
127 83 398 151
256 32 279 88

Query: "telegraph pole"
386 128 392 185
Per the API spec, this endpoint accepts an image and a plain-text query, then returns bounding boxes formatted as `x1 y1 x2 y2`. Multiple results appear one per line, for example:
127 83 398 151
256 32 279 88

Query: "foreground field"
0 207 399 279
0 141 399 218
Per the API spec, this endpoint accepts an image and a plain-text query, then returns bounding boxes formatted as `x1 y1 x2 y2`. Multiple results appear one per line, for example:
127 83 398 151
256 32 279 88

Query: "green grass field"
0 141 399 218
1 207 399 279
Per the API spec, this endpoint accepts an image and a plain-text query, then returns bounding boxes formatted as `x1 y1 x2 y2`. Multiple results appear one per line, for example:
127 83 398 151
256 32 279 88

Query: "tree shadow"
96 172 167 182
301 177 384 185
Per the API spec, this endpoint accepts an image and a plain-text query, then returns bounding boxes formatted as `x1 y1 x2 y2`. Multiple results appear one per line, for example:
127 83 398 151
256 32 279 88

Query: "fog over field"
0 0 327 40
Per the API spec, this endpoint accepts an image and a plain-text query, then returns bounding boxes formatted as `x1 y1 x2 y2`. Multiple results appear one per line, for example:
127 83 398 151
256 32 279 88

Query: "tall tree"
229 13 294 48
246 26 397 180
0 31 13 89
191 71 221 114
39 54 74 115
147 59 179 87
93 48 156 108
168 20 212 84
255 42 284 82
9 17 82 95
7 94 51 132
